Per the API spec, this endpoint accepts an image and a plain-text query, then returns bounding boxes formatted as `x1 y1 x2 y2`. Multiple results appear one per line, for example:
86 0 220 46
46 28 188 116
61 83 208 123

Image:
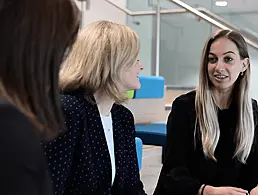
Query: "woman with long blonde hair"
43 20 146 195
154 30 258 195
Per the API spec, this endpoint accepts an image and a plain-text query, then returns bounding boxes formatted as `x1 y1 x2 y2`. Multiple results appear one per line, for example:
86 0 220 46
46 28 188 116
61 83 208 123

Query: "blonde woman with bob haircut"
43 20 146 195
154 30 258 195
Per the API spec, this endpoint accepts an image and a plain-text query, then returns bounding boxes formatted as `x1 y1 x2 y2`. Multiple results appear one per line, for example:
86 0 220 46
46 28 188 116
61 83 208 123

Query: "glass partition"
124 0 258 98
159 13 212 87
127 14 156 76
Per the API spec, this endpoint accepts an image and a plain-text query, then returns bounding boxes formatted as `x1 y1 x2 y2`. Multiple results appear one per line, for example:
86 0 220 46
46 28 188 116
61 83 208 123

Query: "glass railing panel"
248 46 258 100
127 0 156 11
166 0 258 45
217 12 258 41
127 15 156 76
107 0 258 99
159 13 212 87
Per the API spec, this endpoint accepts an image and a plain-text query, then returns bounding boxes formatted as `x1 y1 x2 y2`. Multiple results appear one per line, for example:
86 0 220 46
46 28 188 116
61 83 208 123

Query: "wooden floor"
140 145 163 195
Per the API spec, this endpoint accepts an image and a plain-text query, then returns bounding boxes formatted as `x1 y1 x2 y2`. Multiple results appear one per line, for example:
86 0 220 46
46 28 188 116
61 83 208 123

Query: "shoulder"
114 103 134 120
60 90 87 118
0 101 45 170
113 104 135 134
61 91 84 109
252 98 258 126
0 100 38 139
252 98 258 111
172 90 196 113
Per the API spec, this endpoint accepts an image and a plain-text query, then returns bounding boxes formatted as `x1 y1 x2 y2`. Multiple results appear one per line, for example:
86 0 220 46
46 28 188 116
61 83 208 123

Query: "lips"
214 74 228 79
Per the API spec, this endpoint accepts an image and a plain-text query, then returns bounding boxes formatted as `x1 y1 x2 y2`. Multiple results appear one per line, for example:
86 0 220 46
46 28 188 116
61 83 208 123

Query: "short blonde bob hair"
59 20 140 103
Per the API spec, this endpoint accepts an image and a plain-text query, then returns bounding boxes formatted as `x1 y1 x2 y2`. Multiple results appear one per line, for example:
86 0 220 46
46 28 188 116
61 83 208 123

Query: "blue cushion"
134 76 165 99
136 121 166 135
135 122 167 163
135 121 166 146
135 137 143 171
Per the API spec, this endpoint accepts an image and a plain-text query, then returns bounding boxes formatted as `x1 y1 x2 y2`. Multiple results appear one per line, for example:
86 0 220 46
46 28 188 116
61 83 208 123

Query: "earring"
241 72 244 76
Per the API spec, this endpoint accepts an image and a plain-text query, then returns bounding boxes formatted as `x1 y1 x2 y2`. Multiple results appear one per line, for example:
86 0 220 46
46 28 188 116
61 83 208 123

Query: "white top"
100 113 116 186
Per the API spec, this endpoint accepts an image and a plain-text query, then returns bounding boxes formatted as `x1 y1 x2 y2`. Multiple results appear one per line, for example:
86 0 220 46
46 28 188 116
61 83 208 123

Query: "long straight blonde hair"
195 30 254 163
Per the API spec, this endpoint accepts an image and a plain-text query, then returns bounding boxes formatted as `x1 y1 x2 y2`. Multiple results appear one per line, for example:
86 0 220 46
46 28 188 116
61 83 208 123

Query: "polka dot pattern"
43 90 146 195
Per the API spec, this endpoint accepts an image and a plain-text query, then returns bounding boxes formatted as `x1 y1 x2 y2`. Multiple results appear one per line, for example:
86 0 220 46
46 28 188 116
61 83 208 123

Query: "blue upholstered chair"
134 76 164 99
132 76 167 163
135 137 143 171
135 122 166 163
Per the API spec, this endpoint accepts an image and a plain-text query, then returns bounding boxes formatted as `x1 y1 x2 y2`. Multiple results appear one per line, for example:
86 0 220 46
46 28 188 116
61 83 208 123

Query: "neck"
94 91 115 116
212 86 234 109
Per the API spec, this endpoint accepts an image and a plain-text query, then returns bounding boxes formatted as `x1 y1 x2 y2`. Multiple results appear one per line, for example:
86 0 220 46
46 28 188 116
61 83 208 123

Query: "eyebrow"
209 51 236 55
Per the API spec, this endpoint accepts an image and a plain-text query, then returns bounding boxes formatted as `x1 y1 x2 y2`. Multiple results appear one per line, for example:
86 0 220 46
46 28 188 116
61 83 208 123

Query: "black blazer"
0 100 52 195
43 89 146 195
154 91 258 195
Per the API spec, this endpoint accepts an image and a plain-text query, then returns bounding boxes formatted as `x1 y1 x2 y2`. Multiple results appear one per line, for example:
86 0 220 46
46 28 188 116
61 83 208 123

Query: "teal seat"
135 137 143 171
135 121 166 163
134 76 164 99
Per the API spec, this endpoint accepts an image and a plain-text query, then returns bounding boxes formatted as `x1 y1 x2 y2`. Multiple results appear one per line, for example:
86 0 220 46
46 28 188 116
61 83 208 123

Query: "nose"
215 58 225 72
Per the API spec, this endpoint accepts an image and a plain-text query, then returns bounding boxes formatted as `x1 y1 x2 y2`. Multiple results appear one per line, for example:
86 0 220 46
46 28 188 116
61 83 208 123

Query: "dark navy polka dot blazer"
43 89 146 195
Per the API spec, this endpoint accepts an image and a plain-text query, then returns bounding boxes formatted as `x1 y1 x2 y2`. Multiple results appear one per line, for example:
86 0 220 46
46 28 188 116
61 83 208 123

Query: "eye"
224 56 233 63
208 56 217 64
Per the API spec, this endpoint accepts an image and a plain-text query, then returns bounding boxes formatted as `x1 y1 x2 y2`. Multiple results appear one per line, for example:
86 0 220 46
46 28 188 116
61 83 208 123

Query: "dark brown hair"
0 0 80 139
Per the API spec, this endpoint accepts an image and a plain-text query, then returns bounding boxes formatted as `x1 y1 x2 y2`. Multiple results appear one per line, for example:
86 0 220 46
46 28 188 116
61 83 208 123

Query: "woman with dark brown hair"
0 0 80 194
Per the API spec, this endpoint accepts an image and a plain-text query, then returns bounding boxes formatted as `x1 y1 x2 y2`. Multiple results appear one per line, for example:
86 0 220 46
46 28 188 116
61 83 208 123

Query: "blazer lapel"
84 100 112 191
111 104 126 190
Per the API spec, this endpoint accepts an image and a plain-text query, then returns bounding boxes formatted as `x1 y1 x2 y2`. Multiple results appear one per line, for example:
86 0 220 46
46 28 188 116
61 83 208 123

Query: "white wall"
74 0 127 27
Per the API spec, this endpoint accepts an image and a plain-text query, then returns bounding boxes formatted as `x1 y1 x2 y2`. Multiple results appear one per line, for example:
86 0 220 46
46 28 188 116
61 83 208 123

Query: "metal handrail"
105 0 203 16
169 0 258 49
198 7 241 31
199 7 258 44
105 0 258 49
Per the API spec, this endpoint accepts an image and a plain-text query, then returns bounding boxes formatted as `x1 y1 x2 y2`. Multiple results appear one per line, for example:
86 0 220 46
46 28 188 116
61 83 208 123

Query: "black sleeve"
0 102 52 195
123 108 147 195
239 100 258 191
42 96 82 195
154 97 201 195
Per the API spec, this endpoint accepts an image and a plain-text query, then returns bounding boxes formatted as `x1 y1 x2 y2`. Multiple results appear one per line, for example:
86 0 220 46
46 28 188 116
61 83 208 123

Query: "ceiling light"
215 1 228 6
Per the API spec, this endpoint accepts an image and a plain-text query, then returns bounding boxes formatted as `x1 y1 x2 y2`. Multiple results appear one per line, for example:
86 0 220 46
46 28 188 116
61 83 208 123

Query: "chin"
135 83 141 90
213 83 234 91
125 82 141 91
